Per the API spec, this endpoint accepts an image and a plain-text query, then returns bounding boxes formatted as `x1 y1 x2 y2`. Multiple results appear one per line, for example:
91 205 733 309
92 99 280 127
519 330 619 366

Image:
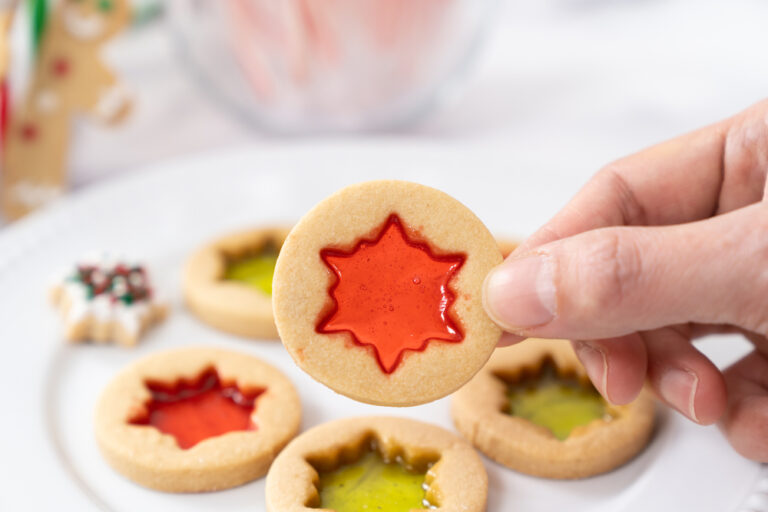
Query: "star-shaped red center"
129 368 265 449
316 215 466 374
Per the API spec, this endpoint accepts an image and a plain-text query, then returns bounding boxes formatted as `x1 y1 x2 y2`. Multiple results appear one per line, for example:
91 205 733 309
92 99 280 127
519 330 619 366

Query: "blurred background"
2 2 768 509
1 0 767 224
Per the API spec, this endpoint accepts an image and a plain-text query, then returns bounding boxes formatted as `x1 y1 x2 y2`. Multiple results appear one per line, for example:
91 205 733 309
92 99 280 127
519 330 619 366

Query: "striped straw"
28 0 46 56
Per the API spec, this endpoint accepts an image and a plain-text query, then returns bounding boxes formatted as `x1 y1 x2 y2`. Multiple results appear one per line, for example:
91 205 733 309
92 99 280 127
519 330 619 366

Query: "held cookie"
95 347 301 492
50 254 167 347
265 416 487 512
273 180 503 406
496 238 519 258
451 339 655 479
183 226 290 339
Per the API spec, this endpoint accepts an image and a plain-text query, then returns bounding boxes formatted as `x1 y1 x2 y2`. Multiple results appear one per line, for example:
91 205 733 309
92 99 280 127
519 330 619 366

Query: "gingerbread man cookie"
95 347 302 492
273 180 503 406
0 0 17 80
2 0 132 219
452 339 656 479
50 253 167 346
265 416 487 512
183 226 290 339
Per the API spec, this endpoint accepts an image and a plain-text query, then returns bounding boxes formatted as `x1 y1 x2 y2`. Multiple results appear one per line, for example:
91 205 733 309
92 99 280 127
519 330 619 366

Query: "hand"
482 99 768 462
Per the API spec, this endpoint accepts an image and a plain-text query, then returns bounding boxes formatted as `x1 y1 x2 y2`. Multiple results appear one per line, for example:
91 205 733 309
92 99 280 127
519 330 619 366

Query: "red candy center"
317 214 465 374
129 368 264 449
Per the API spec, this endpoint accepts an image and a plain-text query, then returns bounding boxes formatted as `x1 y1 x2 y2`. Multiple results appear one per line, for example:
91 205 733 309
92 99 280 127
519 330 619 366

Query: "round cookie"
496 238 519 258
272 180 503 406
265 416 487 512
183 226 290 339
95 347 301 492
451 339 656 479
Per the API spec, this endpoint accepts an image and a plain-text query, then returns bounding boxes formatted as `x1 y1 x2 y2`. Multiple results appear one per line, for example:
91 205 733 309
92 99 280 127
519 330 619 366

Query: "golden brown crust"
451 339 656 479
183 227 290 340
265 416 487 512
495 238 520 259
95 347 301 492
273 180 502 406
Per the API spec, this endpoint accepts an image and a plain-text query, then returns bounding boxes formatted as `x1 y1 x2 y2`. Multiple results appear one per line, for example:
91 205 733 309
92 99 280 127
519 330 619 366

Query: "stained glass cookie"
496 238 519 258
183 226 290 339
50 254 167 347
265 416 487 512
95 347 301 492
451 339 656 479
273 180 503 406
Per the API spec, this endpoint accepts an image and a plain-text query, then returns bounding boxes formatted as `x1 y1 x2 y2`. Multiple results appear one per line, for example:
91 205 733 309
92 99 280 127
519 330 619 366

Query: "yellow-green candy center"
316 451 430 512
506 369 608 441
224 252 278 295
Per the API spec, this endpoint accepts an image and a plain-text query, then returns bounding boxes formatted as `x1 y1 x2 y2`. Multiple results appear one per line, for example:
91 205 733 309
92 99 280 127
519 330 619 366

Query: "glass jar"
167 0 498 133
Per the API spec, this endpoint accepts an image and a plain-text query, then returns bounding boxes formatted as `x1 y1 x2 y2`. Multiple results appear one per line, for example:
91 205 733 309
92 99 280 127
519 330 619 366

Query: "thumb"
483 203 768 339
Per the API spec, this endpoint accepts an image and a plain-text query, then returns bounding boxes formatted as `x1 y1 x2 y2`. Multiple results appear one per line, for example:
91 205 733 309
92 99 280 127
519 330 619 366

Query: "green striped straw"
28 0 47 56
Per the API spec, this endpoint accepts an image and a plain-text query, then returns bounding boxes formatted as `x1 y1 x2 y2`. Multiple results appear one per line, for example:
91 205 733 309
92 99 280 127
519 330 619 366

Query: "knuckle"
720 205 768 330
579 231 643 315
745 205 768 289
601 165 648 225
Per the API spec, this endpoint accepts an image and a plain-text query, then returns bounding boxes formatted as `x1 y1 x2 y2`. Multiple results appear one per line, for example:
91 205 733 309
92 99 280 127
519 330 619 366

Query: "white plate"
1 144 765 511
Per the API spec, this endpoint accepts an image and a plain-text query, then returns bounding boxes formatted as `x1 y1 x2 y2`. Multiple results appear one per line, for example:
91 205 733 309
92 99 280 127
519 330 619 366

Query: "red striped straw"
224 0 456 107
1 80 8 144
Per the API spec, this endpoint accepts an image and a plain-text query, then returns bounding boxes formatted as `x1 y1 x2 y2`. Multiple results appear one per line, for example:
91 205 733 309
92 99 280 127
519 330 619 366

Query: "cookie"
95 347 301 492
0 1 17 80
183 226 290 339
451 339 656 479
272 180 503 406
50 253 167 347
2 0 132 219
496 238 519 258
265 416 487 512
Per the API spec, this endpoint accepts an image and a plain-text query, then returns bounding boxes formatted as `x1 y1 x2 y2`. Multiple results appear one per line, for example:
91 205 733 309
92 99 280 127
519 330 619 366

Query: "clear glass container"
167 0 497 133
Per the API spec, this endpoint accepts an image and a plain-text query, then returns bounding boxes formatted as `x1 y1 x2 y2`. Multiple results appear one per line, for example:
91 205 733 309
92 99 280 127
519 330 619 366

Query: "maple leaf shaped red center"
129 368 265 449
316 215 466 374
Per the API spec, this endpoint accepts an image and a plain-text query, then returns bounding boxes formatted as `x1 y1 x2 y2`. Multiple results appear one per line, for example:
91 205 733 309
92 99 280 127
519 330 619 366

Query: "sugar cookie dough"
95 347 301 492
265 416 487 512
451 339 655 479
273 180 502 406
50 253 167 347
183 226 290 339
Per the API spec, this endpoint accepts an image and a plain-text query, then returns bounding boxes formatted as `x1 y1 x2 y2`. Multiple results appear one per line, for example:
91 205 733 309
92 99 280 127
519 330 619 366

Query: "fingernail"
573 341 609 401
483 255 556 330
659 368 700 423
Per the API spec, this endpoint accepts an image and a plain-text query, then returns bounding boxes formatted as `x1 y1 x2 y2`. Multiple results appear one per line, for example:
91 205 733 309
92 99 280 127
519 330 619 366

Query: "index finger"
514 107 745 255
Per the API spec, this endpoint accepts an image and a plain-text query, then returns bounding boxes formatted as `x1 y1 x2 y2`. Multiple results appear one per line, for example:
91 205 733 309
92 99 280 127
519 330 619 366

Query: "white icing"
11 181 62 207
36 90 59 114
63 5 106 41
96 84 131 121
55 253 161 339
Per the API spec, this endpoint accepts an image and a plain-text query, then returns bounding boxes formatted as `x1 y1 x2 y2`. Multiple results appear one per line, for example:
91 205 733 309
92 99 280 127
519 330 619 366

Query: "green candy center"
316 451 430 512
224 252 278 295
506 366 609 441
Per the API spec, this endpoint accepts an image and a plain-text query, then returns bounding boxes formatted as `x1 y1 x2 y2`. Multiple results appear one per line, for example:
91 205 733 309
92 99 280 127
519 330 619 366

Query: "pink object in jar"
169 0 497 132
